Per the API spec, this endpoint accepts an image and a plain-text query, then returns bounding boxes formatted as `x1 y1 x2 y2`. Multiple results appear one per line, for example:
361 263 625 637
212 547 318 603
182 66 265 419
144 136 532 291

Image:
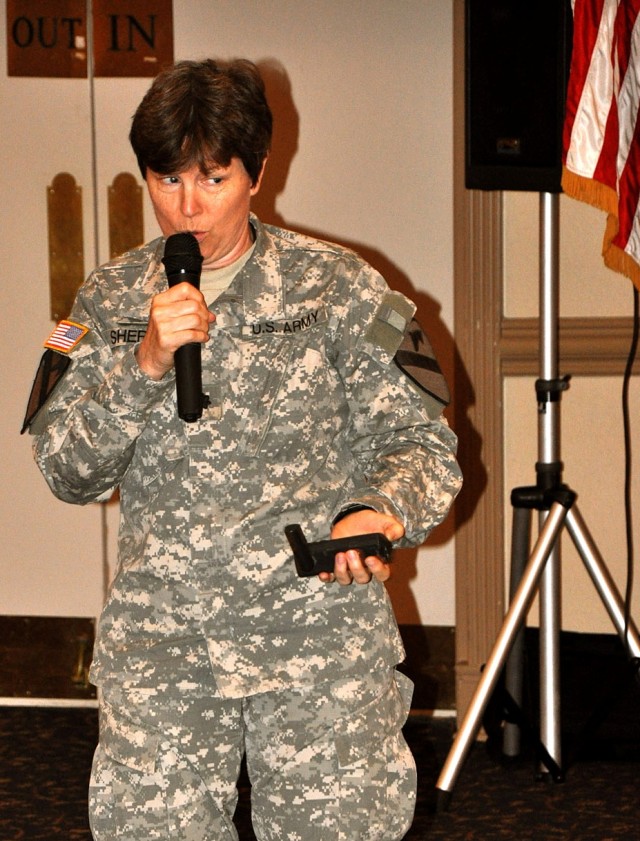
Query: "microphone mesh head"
162 232 203 276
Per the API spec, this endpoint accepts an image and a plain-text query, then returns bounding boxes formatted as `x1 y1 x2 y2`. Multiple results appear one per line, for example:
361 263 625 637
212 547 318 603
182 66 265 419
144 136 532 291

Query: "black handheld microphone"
161 232 205 422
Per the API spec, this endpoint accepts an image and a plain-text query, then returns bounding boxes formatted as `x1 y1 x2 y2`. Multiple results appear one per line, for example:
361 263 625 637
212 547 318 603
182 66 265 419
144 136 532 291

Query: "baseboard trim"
0 697 99 708
0 616 458 712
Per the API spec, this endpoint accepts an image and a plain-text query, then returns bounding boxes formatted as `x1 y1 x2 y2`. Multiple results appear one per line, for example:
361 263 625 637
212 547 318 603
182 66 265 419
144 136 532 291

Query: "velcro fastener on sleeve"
365 291 416 357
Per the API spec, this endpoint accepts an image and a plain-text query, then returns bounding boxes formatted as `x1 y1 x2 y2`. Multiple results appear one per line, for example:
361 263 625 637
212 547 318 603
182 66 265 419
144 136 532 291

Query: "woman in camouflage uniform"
26 59 461 840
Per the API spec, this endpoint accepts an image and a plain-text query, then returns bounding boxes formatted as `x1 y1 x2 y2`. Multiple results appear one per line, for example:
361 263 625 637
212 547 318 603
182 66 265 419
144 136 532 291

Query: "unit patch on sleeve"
44 320 90 354
394 317 451 414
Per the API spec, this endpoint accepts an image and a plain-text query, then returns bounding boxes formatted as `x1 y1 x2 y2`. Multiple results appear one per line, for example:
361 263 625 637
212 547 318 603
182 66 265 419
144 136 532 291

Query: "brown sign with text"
7 0 173 78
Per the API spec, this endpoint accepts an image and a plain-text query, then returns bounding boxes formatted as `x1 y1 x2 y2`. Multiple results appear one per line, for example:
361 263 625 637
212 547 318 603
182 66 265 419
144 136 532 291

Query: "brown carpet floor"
1 700 639 840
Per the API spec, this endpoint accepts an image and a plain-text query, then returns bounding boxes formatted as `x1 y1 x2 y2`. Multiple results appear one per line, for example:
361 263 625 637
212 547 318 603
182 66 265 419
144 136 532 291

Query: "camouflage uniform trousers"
89 666 416 840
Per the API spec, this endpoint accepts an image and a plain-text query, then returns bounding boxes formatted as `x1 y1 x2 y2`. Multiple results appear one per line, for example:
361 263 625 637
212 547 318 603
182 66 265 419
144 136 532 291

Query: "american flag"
562 0 640 290
44 320 89 353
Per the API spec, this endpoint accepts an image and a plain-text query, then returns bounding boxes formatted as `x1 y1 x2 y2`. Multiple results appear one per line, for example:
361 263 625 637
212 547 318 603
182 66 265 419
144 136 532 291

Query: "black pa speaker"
465 0 573 192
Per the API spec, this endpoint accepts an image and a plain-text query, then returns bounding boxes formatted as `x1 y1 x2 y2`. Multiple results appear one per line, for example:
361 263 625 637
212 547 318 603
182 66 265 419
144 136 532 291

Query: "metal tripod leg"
435 497 571 809
566 505 640 658
436 495 640 808
503 505 532 757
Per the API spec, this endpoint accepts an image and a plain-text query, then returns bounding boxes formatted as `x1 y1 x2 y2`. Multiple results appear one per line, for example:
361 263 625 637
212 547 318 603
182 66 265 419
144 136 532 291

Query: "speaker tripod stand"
436 192 640 808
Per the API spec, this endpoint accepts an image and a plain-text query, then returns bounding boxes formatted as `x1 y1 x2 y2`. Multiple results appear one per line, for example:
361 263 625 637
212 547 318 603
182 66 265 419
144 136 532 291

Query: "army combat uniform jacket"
30 216 462 699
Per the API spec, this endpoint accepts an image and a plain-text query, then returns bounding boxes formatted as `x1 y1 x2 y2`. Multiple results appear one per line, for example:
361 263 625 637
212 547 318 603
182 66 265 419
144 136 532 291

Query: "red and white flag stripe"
562 0 640 289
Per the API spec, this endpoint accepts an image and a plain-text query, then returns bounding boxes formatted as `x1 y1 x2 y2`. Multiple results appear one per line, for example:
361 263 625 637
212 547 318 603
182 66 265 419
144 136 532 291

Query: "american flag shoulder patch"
44 320 89 353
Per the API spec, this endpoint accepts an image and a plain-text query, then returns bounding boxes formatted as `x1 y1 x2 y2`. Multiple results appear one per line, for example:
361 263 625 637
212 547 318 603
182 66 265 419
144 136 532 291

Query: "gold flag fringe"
603 219 640 291
561 167 618 216
561 166 640 292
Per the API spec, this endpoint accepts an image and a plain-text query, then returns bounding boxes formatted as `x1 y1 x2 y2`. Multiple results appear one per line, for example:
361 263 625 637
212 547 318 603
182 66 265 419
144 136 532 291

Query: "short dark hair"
129 58 272 185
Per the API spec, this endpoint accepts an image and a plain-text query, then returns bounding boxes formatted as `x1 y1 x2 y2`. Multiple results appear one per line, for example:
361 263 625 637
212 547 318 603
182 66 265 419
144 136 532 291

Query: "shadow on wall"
252 59 487 625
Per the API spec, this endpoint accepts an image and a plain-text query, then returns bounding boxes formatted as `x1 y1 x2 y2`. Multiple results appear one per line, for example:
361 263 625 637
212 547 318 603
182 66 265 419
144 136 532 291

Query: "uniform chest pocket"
235 336 342 458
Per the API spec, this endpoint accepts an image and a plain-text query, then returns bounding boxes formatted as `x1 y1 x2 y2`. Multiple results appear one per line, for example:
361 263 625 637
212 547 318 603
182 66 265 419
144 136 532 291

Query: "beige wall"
1 2 456 625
